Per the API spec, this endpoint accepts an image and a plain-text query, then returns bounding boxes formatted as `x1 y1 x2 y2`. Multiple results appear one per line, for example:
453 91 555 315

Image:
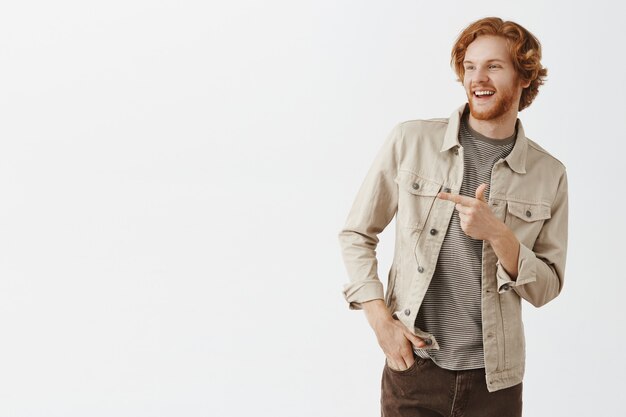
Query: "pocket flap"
394 171 441 197
507 201 551 222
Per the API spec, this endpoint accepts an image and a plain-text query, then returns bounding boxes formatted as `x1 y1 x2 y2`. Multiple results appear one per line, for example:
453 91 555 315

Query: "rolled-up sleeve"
496 170 568 307
338 124 401 310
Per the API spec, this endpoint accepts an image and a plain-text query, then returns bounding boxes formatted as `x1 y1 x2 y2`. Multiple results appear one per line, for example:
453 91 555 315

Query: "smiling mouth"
474 90 495 98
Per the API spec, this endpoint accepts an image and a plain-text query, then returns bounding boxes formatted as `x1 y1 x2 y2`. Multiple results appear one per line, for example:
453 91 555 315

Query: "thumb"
475 183 488 202
404 331 426 348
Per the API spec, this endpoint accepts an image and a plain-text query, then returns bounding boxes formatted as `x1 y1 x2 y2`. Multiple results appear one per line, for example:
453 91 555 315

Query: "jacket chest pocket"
394 170 442 230
504 200 551 248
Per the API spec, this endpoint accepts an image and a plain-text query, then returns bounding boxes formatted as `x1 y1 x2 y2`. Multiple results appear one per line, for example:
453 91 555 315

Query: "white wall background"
1 1 624 416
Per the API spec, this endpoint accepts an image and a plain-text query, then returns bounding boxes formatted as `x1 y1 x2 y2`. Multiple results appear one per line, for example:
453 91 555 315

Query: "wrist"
489 221 510 245
362 299 393 331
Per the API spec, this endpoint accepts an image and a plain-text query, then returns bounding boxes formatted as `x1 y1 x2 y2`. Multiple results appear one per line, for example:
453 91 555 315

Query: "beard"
467 84 516 121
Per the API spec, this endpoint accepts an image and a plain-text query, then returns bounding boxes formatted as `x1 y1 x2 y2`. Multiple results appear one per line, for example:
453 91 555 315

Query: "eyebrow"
463 59 506 64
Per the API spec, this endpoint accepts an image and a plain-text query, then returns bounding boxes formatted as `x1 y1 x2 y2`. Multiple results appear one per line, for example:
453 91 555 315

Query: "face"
462 35 530 121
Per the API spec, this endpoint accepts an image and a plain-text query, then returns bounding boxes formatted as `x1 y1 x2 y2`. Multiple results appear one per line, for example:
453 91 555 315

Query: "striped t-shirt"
413 109 517 370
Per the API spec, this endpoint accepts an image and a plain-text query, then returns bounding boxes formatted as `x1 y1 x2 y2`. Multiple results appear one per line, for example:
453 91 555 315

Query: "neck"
467 109 518 139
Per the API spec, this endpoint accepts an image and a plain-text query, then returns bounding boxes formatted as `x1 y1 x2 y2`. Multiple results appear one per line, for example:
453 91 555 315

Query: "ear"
521 78 531 89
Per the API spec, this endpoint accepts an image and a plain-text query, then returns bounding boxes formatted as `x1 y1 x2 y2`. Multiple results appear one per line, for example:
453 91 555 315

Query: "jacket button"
412 183 420 190
404 309 411 316
417 266 424 273
444 188 451 193
423 339 432 345
429 229 437 235
454 148 459 155
502 284 511 291
525 210 532 218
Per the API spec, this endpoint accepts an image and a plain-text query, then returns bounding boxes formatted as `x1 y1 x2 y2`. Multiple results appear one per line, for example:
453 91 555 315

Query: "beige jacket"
338 103 568 392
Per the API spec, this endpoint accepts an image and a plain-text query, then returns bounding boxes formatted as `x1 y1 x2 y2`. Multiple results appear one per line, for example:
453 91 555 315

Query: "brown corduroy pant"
381 356 522 417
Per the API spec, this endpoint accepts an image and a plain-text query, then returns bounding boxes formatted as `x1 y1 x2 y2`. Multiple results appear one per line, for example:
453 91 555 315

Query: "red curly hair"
451 17 547 111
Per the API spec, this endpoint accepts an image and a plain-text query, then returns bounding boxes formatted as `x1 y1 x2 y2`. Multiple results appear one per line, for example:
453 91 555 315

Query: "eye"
489 64 501 69
464 65 475 71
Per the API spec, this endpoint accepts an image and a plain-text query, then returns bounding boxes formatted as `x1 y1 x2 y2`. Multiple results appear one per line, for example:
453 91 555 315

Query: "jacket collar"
440 103 527 174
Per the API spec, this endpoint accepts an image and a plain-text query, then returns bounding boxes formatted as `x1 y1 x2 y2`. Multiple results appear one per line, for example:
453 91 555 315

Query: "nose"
473 66 490 83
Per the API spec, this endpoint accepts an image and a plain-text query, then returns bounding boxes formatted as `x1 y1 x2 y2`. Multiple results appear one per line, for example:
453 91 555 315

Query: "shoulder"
525 136 567 174
398 117 449 131
384 117 451 165
391 117 450 142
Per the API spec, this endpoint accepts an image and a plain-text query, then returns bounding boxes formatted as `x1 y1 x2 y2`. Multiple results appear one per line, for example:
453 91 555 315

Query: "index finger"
437 191 474 206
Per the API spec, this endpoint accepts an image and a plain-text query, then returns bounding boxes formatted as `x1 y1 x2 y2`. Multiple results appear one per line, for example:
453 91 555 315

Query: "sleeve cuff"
496 243 537 294
342 280 384 310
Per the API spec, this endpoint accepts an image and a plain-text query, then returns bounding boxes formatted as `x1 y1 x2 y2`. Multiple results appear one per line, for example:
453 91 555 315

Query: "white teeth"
475 90 495 96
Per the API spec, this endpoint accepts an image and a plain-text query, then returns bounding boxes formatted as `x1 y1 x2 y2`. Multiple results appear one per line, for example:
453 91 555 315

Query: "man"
338 17 567 417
